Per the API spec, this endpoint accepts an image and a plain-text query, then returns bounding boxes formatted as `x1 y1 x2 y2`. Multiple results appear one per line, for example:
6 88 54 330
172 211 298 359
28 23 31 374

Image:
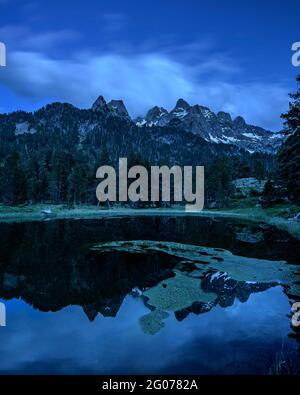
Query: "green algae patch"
90 240 230 263
91 240 300 298
139 310 169 335
143 271 217 311
199 254 297 285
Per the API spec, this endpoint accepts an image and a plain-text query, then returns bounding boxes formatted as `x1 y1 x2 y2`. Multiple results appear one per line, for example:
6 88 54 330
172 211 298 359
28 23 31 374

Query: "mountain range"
135 98 286 154
3 95 286 155
0 95 282 205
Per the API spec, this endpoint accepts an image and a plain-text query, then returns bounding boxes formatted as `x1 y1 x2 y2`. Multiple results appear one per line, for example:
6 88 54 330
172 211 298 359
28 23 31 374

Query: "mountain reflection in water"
0 216 299 374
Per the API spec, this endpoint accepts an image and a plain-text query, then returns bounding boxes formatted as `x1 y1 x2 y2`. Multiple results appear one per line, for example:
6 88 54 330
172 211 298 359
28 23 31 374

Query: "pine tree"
67 163 89 206
2 151 27 204
254 158 265 180
277 75 300 203
281 75 300 133
206 157 233 207
261 180 276 208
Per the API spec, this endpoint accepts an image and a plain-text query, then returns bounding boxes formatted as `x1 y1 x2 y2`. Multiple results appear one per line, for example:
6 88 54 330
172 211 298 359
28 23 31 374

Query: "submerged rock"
233 177 267 197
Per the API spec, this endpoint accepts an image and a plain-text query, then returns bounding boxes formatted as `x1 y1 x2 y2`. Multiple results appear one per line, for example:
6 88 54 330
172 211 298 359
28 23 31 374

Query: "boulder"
232 177 267 198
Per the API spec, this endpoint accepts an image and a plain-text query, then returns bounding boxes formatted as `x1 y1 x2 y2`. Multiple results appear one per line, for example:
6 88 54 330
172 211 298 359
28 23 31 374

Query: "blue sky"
0 0 299 130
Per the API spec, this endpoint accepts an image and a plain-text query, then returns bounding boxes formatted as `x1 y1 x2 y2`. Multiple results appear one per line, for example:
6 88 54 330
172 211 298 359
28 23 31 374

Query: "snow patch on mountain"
135 98 287 153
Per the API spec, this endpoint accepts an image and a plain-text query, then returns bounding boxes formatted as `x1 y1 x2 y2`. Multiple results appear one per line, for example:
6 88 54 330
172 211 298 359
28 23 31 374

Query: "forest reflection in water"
0 216 299 374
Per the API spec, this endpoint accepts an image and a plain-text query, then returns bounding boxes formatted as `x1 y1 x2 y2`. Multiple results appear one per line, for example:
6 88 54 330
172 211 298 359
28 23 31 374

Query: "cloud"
0 24 81 51
187 80 290 131
23 30 81 51
0 46 290 130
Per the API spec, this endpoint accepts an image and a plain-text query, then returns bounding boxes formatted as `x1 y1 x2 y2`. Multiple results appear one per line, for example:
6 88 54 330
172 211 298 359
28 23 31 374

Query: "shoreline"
0 204 299 239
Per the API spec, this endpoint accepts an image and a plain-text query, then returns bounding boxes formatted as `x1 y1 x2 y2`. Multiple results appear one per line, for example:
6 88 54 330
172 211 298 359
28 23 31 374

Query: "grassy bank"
214 202 300 239
0 202 299 239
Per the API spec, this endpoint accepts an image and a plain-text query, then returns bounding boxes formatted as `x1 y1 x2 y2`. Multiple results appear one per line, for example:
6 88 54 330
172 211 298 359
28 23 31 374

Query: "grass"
0 201 299 239
209 201 300 239
225 197 300 217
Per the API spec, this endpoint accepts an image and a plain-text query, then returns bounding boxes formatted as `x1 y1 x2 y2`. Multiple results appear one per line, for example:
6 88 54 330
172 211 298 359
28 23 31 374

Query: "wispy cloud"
24 30 81 51
0 24 81 51
0 27 290 130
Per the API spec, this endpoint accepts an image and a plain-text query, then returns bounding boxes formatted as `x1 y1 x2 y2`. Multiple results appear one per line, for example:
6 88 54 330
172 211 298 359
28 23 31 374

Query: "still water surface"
0 216 299 374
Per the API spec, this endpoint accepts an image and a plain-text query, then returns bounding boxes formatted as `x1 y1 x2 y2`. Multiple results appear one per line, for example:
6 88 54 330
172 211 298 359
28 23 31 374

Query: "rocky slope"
0 95 268 171
0 95 285 156
135 98 286 154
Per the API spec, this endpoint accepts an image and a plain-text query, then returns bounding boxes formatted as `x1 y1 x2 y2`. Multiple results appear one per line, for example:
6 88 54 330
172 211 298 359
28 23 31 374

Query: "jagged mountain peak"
173 98 190 111
92 95 107 111
233 116 247 127
107 99 129 118
2 93 286 155
217 111 232 124
135 106 169 127
146 106 168 120
91 96 130 119
135 99 286 153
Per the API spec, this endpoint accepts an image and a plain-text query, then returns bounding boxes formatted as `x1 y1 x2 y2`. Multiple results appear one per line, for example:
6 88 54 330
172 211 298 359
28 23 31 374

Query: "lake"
0 215 299 374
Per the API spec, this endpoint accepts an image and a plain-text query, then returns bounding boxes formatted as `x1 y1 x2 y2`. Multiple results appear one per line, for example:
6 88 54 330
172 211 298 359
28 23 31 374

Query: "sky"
0 0 299 131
